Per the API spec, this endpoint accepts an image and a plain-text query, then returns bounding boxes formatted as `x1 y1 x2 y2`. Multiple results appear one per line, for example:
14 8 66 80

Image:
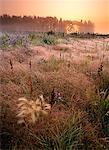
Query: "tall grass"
1 34 109 149
27 111 83 150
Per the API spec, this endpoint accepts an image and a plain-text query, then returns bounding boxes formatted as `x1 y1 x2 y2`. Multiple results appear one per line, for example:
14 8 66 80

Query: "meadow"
0 32 109 150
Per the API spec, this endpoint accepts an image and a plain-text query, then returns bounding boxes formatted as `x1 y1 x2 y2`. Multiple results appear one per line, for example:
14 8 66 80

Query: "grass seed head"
17 95 51 124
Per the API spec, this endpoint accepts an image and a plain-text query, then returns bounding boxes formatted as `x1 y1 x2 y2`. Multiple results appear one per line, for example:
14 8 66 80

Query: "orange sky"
0 0 109 33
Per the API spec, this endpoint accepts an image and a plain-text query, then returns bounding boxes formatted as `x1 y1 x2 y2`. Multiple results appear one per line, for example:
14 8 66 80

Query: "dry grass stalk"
9 59 13 70
97 62 103 77
28 76 33 97
29 60 32 70
29 60 33 97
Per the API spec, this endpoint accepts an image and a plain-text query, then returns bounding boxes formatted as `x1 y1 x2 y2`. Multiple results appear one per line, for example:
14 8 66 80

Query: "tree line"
0 14 94 33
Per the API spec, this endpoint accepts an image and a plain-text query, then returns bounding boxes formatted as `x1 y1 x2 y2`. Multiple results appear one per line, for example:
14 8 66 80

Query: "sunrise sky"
0 0 109 33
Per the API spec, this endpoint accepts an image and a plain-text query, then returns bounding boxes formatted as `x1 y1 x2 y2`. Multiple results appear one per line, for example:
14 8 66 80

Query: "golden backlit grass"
17 95 51 124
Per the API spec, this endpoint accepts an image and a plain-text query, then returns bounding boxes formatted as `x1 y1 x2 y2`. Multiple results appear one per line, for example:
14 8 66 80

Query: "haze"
0 0 109 33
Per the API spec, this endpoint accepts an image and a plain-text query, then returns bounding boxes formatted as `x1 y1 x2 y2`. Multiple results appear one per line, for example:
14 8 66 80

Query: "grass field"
0 32 109 150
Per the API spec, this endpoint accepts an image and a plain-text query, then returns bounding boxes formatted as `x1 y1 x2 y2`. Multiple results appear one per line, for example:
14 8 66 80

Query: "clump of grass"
39 56 64 72
31 111 83 150
83 57 91 66
28 34 43 46
17 95 51 124
95 62 109 99
28 33 36 41
0 33 10 49
42 35 57 45
85 89 109 142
